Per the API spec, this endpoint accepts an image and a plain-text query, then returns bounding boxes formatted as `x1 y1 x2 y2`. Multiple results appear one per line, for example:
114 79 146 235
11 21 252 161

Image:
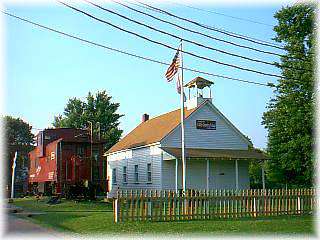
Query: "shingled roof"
106 107 197 154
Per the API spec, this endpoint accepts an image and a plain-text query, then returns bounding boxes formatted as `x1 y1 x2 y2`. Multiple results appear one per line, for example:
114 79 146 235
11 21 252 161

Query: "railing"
113 189 315 223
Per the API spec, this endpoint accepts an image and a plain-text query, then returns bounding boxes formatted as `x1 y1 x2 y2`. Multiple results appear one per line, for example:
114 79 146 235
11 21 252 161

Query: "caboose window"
37 132 43 146
77 146 85 157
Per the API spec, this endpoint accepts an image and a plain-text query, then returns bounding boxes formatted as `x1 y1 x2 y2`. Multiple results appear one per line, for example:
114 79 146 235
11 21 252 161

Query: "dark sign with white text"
196 120 216 130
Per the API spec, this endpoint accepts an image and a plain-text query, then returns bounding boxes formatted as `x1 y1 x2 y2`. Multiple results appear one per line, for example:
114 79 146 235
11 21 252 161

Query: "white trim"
150 145 162 155
105 142 161 156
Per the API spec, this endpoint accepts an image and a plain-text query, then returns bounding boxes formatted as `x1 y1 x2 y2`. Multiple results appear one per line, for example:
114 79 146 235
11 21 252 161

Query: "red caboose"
28 128 106 195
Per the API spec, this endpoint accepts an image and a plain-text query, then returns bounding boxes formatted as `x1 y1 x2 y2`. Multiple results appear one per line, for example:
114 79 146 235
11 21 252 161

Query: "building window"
147 163 152 183
123 166 127 184
134 165 139 183
112 168 117 185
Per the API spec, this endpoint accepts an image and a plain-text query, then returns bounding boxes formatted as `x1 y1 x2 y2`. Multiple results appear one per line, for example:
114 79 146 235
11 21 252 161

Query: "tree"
53 90 123 150
4 116 34 147
262 4 315 188
3 116 35 197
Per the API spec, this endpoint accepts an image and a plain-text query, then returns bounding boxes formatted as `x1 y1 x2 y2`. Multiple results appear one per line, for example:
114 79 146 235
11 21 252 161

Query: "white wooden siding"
161 158 250 190
237 160 250 189
107 146 162 197
107 101 252 196
211 160 236 189
161 102 249 150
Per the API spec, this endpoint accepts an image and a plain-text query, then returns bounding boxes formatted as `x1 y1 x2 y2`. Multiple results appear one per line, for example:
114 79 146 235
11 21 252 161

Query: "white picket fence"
113 188 315 222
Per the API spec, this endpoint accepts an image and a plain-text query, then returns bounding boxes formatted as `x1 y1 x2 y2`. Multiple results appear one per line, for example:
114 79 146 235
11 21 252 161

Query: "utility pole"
88 121 93 182
10 151 18 199
97 122 101 141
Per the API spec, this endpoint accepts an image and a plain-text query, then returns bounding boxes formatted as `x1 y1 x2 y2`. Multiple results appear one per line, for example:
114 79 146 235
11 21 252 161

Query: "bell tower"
184 76 214 110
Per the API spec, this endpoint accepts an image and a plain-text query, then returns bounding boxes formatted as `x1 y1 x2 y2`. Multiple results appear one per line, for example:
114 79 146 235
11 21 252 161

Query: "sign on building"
196 120 216 130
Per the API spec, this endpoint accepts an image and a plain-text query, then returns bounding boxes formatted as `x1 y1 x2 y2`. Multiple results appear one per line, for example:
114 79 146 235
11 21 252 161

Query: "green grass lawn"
11 197 315 236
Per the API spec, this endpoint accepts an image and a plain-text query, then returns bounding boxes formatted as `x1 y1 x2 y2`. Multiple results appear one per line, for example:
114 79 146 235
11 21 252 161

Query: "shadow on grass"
26 212 93 232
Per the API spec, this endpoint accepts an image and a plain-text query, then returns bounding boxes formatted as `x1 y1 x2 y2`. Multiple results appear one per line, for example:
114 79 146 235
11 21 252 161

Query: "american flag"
177 74 187 100
176 74 181 94
165 48 180 82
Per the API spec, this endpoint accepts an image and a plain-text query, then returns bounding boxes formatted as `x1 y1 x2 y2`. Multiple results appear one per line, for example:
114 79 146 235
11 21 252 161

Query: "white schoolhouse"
106 77 267 197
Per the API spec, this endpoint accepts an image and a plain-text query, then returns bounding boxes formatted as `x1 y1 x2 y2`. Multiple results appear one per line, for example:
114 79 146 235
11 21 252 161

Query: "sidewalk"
5 214 62 236
3 203 66 238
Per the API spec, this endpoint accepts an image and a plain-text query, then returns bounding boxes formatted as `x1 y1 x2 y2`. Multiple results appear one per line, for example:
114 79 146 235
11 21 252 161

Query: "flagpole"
179 40 186 195
11 151 18 199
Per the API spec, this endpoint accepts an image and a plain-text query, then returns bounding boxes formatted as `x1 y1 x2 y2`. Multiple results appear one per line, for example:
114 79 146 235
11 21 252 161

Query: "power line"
89 0 310 72
59 1 285 79
135 0 283 48
119 1 313 61
2 10 274 88
85 0 283 69
172 2 274 27
113 0 284 58
134 1 285 50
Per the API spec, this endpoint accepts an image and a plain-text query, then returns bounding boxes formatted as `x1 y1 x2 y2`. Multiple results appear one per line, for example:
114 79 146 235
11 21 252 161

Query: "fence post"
253 189 257 218
297 189 301 215
114 198 119 223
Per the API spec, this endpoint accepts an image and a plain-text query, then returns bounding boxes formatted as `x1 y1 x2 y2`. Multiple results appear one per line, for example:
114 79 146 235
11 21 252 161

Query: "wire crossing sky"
3 2 285 149
171 2 274 27
135 1 285 49
113 1 284 58
80 0 310 73
2 10 272 87
59 1 285 79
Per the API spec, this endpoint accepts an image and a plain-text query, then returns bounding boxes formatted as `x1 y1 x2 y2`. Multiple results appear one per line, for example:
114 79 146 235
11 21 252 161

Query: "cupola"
184 76 214 110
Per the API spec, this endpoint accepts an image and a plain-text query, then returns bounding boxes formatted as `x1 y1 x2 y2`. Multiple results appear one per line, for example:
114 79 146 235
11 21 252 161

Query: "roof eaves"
104 141 160 156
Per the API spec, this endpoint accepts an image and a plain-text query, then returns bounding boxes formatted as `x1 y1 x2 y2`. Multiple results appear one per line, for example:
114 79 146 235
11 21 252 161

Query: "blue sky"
3 1 285 149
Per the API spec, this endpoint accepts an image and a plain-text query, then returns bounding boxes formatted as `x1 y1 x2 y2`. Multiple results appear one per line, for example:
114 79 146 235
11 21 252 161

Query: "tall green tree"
4 116 35 196
262 4 316 187
53 90 123 150
4 116 34 147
